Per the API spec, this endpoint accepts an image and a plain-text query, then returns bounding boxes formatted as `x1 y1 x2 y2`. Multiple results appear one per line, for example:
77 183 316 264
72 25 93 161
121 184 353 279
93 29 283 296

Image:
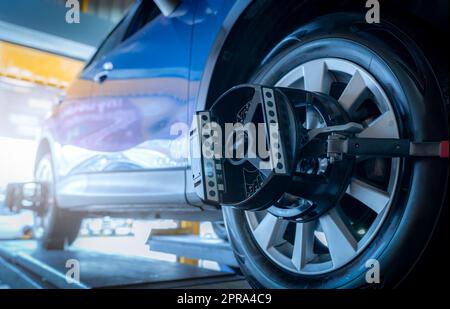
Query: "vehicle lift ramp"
0 240 249 289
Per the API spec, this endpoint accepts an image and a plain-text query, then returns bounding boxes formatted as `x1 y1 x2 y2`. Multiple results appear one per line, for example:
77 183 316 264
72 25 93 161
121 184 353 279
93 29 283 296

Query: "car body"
37 0 245 220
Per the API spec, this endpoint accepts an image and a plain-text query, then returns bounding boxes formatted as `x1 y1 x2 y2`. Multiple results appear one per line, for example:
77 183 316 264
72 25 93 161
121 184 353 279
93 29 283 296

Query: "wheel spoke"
302 60 333 94
291 221 316 271
253 213 288 249
338 70 369 114
319 208 358 267
358 111 398 138
346 178 390 214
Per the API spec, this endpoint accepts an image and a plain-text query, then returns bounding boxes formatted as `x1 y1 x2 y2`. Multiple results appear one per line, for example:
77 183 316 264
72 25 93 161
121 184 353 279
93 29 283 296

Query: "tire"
34 152 82 250
223 13 448 288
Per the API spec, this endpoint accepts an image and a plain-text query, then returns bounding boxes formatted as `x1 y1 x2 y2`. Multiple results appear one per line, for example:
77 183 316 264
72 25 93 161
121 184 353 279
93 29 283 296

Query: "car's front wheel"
223 13 448 288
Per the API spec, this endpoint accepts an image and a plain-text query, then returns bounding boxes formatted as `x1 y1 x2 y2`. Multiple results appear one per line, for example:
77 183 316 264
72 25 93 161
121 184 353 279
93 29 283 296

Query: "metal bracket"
5 182 48 214
262 87 287 174
326 135 449 162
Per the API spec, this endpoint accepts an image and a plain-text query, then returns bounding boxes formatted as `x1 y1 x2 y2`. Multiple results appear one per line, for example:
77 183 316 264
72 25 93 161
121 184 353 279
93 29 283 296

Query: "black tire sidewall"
223 14 448 288
34 153 81 249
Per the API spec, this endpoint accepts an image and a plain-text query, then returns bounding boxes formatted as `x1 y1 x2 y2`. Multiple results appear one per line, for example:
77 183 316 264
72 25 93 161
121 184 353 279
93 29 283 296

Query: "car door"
87 0 192 172
54 3 141 177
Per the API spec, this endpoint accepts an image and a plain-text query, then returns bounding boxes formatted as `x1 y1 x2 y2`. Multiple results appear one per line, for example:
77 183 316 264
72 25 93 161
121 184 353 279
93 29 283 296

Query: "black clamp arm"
327 135 449 160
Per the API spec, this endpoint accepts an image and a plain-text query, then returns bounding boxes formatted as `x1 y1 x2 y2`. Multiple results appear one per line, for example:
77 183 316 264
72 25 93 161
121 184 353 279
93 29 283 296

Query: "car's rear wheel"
34 152 82 250
223 13 448 288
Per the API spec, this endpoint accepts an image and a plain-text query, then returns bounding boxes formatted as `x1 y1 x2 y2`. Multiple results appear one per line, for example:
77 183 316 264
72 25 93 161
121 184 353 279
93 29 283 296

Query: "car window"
85 10 133 68
88 18 129 65
85 1 159 69
123 1 160 41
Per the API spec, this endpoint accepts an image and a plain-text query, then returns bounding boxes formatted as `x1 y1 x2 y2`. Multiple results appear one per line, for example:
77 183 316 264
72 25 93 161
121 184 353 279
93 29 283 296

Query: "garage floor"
0 240 250 289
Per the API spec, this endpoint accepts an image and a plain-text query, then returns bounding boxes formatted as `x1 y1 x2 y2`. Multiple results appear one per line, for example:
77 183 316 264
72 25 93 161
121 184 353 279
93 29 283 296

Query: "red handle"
440 141 449 158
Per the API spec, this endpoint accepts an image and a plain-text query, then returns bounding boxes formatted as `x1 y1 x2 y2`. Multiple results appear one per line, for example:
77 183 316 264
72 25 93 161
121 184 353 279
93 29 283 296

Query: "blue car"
33 0 448 288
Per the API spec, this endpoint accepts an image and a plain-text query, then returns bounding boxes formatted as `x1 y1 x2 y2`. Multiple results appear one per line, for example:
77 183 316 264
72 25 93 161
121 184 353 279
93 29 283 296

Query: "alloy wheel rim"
245 58 400 274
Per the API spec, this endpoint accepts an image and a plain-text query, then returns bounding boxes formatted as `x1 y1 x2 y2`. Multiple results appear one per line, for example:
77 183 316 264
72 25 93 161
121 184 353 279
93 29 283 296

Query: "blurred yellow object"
81 0 89 13
180 221 200 235
21 226 33 240
178 221 200 266
0 41 84 89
